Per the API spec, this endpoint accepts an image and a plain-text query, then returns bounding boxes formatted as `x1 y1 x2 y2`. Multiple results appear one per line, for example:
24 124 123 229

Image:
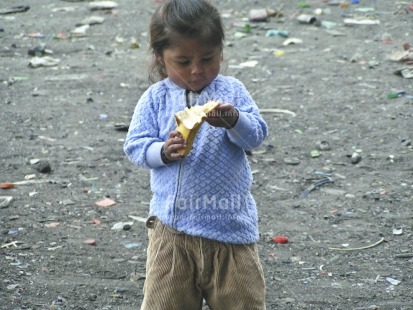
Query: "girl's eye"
202 57 213 62
177 61 189 66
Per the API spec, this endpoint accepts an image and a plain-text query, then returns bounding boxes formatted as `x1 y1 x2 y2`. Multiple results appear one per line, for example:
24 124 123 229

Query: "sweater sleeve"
225 79 268 150
123 87 167 169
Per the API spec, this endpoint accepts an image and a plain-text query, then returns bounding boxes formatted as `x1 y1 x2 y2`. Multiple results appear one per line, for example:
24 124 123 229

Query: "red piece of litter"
0 182 14 189
273 236 289 244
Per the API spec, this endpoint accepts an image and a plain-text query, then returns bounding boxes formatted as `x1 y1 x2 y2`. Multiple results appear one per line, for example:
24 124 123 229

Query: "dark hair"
148 0 225 83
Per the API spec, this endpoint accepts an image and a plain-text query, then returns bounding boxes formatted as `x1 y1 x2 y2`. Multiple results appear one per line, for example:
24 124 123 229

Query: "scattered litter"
77 16 105 26
282 38 303 46
386 277 401 286
89 1 118 10
71 24 90 37
265 30 289 38
300 177 334 199
0 196 13 208
344 18 380 25
272 236 289 244
329 238 385 251
123 242 142 249
239 60 258 68
45 222 60 228
84 239 97 246
0 182 14 189
283 157 300 165
29 56 61 68
316 141 331 151
393 227 403 235
111 222 133 231
297 14 317 24
259 108 296 117
95 198 116 207
249 8 281 22
128 215 147 223
0 5 30 15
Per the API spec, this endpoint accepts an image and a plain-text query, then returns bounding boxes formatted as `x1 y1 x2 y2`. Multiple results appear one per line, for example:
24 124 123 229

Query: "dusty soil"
1 0 413 309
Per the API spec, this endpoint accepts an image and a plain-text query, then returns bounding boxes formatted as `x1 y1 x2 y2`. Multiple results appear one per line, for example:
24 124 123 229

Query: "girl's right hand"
162 131 186 163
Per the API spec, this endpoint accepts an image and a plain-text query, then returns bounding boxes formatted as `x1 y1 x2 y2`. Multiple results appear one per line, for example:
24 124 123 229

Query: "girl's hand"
205 103 239 129
162 131 186 163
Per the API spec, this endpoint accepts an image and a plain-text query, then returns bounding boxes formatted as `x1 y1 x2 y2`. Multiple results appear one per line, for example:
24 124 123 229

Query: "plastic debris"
297 14 317 24
0 183 14 189
29 56 61 68
344 18 380 25
111 221 133 231
0 196 13 208
265 30 289 38
272 236 289 244
89 1 118 10
386 277 401 286
248 8 281 22
84 239 97 246
95 198 116 207
0 5 30 15
300 177 334 199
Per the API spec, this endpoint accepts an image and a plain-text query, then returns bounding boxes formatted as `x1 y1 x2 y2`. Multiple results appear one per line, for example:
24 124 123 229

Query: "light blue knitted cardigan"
124 75 268 244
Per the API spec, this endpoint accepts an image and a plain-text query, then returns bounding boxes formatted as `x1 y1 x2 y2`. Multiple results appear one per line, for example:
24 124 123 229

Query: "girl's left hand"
205 103 239 129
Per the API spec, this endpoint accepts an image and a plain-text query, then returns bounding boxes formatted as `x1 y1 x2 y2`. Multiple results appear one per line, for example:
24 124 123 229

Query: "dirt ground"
1 0 413 309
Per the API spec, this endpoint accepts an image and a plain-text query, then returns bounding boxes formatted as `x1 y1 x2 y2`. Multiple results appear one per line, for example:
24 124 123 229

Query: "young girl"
124 0 268 309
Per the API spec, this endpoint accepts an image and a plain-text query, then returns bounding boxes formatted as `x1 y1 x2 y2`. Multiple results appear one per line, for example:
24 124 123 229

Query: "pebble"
33 159 52 173
283 157 300 165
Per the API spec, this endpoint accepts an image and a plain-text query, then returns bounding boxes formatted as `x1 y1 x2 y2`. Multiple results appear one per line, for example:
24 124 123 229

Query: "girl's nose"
191 63 204 75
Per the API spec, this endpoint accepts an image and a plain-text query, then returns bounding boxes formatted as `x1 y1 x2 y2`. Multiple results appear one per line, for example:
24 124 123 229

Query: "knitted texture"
124 75 268 244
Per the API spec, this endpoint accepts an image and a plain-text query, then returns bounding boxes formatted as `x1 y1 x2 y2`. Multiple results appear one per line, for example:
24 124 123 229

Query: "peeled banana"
175 100 220 156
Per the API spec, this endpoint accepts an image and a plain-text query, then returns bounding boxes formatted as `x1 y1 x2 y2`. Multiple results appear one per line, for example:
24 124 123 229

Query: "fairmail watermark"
166 194 248 211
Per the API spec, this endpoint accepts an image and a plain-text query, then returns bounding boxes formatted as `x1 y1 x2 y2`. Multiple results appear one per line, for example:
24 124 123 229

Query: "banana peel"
175 100 220 156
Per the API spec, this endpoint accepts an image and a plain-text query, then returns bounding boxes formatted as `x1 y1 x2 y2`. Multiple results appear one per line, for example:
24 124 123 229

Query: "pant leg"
141 217 203 310
203 242 266 310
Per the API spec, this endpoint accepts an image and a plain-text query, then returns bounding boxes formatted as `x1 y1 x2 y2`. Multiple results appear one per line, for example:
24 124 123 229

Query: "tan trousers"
141 216 266 310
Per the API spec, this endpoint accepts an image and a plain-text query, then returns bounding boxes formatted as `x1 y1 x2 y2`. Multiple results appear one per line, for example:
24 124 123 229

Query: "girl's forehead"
166 37 220 54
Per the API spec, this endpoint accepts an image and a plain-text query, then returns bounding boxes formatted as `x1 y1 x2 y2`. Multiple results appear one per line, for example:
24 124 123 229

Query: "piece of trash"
71 24 89 37
91 217 101 225
329 237 385 251
273 50 285 57
283 38 303 46
128 215 147 223
0 196 13 208
111 222 133 231
387 90 406 99
0 5 30 15
123 242 142 249
248 8 281 22
298 2 311 9
234 32 247 40
77 16 105 26
100 114 108 120
265 30 289 38
321 21 337 29
0 182 14 189
45 222 60 228
297 14 317 24
130 37 140 49
239 60 258 68
310 150 320 158
259 108 296 117
273 236 289 244
84 239 97 246
386 277 401 286
29 56 61 68
300 177 334 199
393 228 403 235
344 18 380 25
89 1 118 10
95 198 116 207
395 68 413 79
114 123 129 131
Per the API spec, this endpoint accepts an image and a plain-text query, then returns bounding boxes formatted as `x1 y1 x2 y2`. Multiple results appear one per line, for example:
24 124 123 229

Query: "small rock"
0 196 13 208
283 157 300 165
33 159 52 173
351 152 362 164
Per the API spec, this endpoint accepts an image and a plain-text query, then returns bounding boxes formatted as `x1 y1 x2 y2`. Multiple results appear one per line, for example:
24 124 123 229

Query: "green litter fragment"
298 2 311 8
310 150 320 158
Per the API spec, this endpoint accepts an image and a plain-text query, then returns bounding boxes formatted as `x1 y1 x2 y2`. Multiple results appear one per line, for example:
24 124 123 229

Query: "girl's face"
159 37 222 92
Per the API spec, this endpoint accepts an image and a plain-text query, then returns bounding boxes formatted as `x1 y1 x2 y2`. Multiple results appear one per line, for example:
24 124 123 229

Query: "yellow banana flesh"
175 100 220 156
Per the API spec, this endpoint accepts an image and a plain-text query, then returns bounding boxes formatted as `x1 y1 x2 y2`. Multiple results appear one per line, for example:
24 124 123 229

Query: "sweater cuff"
226 111 251 137
146 141 167 168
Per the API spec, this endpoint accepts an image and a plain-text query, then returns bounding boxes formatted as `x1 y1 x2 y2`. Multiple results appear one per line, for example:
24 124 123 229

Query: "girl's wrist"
161 145 172 164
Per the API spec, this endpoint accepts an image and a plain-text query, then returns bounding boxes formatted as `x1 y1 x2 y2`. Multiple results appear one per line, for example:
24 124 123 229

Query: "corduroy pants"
141 216 266 310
